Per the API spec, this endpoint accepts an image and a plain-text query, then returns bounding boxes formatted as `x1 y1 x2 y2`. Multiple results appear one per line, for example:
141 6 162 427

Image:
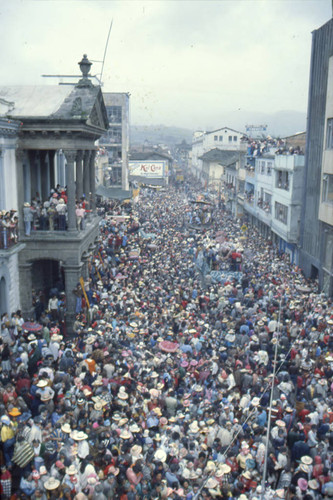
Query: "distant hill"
130 110 307 147
130 125 193 147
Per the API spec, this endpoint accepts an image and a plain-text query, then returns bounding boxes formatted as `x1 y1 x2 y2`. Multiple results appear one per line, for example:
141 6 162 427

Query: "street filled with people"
1 182 333 500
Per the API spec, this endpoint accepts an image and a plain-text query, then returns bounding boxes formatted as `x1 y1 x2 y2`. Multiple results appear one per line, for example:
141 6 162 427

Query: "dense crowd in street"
1 182 333 500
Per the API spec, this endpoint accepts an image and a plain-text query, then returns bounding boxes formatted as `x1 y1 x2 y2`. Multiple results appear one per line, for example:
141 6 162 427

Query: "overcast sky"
0 0 331 131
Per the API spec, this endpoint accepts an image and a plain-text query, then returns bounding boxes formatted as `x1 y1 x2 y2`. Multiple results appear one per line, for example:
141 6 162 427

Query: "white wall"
0 137 19 211
204 128 244 151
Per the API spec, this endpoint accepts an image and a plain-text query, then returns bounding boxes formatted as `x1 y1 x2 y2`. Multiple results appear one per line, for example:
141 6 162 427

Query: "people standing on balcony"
23 202 34 236
59 190 67 204
40 202 49 230
50 192 59 205
56 199 66 231
47 203 57 231
1 212 11 249
75 204 85 231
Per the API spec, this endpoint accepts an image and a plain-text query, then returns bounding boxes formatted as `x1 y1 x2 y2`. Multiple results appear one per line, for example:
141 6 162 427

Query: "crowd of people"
0 210 18 249
23 185 88 235
0 182 333 500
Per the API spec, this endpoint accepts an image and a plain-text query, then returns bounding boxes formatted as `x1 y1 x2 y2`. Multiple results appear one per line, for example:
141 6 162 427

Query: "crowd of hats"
1 183 333 499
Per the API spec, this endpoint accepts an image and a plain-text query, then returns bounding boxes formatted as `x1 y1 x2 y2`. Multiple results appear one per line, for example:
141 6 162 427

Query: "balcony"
0 226 19 250
257 206 272 225
257 199 272 214
237 193 245 205
274 153 304 170
245 168 255 178
19 212 100 242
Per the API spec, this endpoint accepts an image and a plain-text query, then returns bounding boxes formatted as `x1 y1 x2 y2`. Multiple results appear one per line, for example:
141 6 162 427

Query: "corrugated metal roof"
129 151 172 161
0 85 109 131
199 148 239 164
129 175 167 186
96 185 132 200
0 86 72 117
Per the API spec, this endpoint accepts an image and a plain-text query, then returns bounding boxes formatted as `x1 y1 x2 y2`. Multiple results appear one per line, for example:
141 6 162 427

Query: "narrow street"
1 181 331 499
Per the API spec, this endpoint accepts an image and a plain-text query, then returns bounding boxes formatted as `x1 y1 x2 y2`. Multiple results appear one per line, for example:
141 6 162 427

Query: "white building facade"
191 127 246 182
0 119 25 317
242 152 304 264
99 92 130 190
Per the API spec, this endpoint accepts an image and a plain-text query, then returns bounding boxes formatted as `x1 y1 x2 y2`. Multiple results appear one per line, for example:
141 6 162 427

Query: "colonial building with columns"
0 118 25 317
0 55 108 330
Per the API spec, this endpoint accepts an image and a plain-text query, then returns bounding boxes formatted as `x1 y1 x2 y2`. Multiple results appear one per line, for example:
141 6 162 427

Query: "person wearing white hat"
44 476 60 492
36 383 55 408
56 198 67 230
71 431 89 459
237 442 253 470
63 464 80 491
23 202 33 236
49 334 61 361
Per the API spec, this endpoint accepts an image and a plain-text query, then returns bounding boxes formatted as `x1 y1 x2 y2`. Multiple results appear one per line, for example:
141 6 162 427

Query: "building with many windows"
242 151 305 264
299 18 333 295
98 92 130 190
191 127 246 182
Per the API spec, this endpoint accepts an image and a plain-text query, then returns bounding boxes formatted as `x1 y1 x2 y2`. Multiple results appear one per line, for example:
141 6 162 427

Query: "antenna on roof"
42 54 100 86
41 20 113 87
99 19 113 86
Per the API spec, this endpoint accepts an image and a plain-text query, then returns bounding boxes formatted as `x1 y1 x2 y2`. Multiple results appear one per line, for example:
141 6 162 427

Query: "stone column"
81 253 90 280
19 263 34 319
49 150 55 190
40 151 48 201
83 151 91 201
45 152 51 196
63 149 77 232
36 158 42 201
28 151 37 201
76 150 83 202
57 150 65 187
63 263 82 335
89 150 97 213
15 149 26 235
0 150 4 210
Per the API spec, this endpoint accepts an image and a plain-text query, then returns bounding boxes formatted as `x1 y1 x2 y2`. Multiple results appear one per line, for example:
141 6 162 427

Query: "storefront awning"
96 185 132 200
129 175 167 186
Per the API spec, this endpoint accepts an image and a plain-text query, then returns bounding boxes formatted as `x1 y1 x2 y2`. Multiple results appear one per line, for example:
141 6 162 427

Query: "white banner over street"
129 161 166 178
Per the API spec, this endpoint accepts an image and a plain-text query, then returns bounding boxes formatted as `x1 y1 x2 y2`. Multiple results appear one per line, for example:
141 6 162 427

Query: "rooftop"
129 151 172 161
0 55 108 131
206 126 246 136
0 86 73 118
199 148 240 165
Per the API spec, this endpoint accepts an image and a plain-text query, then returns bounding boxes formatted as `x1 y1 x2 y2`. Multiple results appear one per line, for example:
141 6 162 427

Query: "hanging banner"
129 161 166 178
79 276 90 309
